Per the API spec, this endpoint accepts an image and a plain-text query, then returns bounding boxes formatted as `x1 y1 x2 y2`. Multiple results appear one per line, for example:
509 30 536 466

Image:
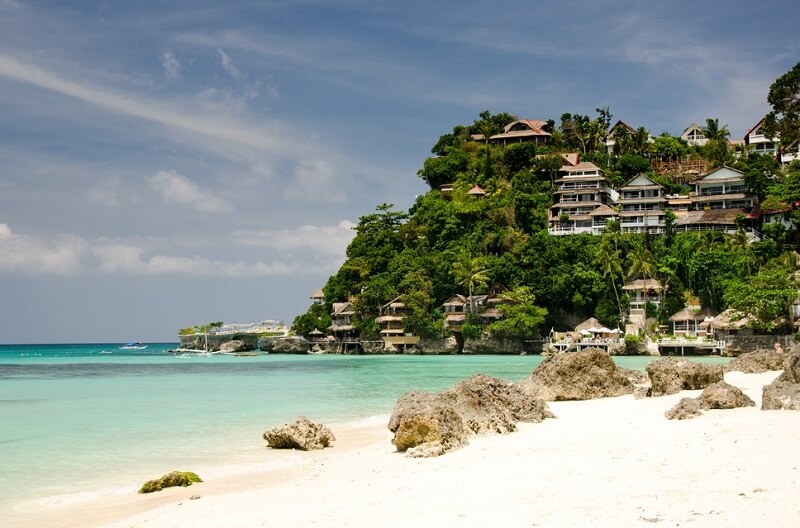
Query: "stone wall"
723 335 799 357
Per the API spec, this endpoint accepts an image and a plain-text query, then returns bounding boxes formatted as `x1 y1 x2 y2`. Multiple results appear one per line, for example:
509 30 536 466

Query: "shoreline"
9 370 800 528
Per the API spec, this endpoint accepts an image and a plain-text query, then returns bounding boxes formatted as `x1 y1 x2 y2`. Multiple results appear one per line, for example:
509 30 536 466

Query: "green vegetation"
292 63 800 340
178 322 223 335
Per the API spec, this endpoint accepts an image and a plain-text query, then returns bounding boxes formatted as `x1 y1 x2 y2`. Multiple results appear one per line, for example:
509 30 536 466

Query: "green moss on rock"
138 471 203 494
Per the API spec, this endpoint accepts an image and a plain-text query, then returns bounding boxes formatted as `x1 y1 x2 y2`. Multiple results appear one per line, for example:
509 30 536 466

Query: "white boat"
119 342 148 350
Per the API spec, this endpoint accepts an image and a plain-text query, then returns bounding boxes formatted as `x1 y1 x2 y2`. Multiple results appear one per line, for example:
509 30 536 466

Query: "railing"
559 184 600 190
657 337 725 350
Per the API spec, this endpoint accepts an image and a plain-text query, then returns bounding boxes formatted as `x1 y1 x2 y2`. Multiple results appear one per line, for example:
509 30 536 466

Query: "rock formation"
762 350 800 410
519 348 634 401
388 374 554 457
646 357 723 397
263 416 336 450
665 397 703 420
138 471 202 493
259 336 310 354
665 381 755 420
724 349 785 373
388 391 468 457
219 340 255 354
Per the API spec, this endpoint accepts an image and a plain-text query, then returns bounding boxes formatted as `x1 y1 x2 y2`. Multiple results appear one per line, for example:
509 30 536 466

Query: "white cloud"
149 170 231 213
0 224 87 275
234 220 356 256
218 48 243 80
161 50 181 78
86 179 121 207
92 243 146 274
92 242 310 277
0 54 295 155
285 158 348 202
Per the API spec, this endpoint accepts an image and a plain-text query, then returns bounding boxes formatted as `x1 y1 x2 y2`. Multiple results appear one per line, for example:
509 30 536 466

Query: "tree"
451 253 490 313
487 286 548 339
616 153 651 180
701 118 730 143
702 118 733 168
616 126 651 157
594 237 625 324
626 243 656 283
417 147 469 189
740 152 778 200
763 61 800 161
559 108 612 153
291 303 332 337
724 265 796 331
650 135 688 161
626 242 658 306
503 142 537 173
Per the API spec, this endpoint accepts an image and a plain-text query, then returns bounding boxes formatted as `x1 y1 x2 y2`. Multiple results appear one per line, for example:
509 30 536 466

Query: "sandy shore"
9 370 800 528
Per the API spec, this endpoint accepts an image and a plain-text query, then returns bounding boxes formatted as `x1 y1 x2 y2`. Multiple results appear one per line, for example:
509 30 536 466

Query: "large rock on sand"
698 381 755 409
665 397 704 420
388 391 467 457
762 350 800 410
519 348 634 401
725 349 784 373
666 381 755 420
646 357 723 397
263 416 335 450
388 374 554 457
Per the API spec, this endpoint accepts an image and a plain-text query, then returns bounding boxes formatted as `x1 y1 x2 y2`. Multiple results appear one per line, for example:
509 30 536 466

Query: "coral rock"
646 357 723 397
263 416 335 450
388 374 554 457
520 348 634 401
724 349 785 373
762 351 800 410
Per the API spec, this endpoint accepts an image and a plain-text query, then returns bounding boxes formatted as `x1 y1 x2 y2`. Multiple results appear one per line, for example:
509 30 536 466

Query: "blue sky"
1 0 798 343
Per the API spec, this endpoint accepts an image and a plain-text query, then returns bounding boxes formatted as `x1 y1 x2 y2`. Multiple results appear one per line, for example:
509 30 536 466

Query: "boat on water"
119 342 148 350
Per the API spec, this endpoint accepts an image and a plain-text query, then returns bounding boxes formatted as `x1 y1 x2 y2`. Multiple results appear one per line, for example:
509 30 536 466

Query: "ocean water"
0 343 728 513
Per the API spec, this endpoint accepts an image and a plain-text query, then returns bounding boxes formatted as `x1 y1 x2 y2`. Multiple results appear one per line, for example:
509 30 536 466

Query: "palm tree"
702 118 733 168
452 253 490 313
626 243 658 309
594 238 625 324
701 118 730 143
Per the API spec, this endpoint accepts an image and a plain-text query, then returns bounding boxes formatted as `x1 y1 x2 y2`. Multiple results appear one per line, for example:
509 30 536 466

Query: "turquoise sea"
0 343 728 514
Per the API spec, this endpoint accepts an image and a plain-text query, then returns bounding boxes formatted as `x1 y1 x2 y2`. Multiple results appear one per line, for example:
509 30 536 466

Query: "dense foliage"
292 63 800 340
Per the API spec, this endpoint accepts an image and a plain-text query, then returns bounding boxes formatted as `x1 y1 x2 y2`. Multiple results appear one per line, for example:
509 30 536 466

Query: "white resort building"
549 162 619 235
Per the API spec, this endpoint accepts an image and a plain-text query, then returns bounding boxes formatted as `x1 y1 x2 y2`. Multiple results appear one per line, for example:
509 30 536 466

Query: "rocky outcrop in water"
646 357 724 397
263 416 336 450
388 374 554 457
259 336 310 354
519 348 634 401
724 349 785 373
219 340 255 354
762 350 800 410
138 471 202 493
665 381 755 420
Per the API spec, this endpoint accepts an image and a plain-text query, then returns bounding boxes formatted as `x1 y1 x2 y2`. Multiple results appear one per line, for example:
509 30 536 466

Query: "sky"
1 0 799 344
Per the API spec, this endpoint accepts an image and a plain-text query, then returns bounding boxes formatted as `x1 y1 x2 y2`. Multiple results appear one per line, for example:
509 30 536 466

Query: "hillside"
292 64 800 343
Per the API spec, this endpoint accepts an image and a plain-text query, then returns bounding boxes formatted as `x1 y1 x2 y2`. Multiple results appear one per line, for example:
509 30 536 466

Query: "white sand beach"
10 370 800 528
